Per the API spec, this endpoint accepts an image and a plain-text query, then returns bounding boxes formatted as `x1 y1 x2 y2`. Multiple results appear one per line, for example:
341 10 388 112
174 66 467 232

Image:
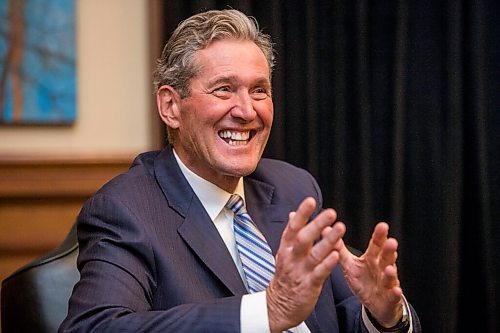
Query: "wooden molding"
0 154 134 198
0 154 133 281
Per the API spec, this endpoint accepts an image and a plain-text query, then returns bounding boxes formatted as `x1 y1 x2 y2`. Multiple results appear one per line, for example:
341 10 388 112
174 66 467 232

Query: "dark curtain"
160 1 500 331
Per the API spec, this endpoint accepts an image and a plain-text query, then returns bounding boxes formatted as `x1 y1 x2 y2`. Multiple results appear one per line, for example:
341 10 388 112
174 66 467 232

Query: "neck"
172 148 240 194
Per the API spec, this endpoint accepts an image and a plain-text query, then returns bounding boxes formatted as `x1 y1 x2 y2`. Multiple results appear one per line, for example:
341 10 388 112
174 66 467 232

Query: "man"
60 9 421 333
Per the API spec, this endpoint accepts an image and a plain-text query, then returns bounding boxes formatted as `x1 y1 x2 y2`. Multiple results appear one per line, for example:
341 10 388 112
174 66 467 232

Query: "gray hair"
153 9 275 98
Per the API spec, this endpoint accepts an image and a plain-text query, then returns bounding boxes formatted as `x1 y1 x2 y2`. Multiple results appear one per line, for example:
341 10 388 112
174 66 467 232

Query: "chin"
222 161 258 177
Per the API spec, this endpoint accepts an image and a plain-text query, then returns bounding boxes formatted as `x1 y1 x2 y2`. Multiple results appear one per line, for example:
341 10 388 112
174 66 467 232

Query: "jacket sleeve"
59 193 242 333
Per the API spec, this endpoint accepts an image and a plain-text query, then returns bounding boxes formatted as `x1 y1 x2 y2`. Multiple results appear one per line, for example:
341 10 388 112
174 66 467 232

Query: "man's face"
166 39 273 192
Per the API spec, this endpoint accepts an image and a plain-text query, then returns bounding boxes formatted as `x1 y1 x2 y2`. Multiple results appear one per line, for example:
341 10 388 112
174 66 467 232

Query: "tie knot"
226 194 247 216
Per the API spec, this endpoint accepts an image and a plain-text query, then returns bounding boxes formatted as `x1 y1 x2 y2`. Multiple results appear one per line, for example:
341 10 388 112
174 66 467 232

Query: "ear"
157 85 181 129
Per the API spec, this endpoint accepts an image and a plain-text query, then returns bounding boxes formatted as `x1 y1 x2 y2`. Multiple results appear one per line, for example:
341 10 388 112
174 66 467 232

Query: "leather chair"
1 224 79 333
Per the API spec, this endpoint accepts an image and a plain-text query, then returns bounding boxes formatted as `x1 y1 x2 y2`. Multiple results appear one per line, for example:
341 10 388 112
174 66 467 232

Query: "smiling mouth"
218 130 255 146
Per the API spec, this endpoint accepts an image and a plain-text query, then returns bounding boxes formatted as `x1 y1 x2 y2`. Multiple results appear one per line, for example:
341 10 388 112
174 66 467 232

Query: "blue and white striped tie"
227 194 296 333
226 194 275 293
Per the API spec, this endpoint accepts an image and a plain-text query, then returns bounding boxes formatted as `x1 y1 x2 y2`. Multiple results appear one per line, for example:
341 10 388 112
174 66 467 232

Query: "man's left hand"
336 222 404 328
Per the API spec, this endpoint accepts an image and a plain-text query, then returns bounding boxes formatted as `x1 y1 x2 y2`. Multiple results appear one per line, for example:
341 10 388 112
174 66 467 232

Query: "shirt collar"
173 149 245 221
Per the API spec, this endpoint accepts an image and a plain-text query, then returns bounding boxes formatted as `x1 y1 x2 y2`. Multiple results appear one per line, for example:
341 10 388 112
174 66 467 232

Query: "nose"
230 90 256 122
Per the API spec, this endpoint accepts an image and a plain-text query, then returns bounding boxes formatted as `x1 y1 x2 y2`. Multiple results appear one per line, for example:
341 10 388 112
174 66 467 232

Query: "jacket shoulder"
94 150 161 197
253 158 316 183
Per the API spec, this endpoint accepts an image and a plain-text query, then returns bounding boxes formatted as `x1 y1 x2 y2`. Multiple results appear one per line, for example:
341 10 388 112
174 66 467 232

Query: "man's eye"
214 86 231 92
211 86 232 98
252 87 270 99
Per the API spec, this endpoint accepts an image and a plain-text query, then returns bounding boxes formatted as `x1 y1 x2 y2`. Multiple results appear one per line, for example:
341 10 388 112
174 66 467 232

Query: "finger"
321 225 332 238
381 264 400 290
383 286 404 306
331 222 358 267
379 238 398 268
337 239 355 267
282 197 317 244
307 222 345 268
293 208 337 256
388 287 404 305
364 222 389 260
381 267 403 306
320 225 346 252
311 249 340 285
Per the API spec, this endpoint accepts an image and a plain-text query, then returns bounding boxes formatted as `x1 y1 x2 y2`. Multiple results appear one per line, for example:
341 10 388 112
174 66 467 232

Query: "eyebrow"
207 75 271 88
207 75 238 87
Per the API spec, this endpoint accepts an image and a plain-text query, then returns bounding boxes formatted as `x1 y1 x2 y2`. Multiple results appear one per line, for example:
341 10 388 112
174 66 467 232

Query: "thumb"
337 238 356 267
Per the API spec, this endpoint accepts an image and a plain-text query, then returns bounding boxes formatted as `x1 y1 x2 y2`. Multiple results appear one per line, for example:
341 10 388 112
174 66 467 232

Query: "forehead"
192 39 270 81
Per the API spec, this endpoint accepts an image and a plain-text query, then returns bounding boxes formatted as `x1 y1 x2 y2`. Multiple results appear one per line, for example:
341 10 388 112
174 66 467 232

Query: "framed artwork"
0 0 76 125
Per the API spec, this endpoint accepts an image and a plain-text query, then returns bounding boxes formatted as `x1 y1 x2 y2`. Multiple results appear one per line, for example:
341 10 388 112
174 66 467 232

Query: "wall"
0 0 155 283
0 0 153 157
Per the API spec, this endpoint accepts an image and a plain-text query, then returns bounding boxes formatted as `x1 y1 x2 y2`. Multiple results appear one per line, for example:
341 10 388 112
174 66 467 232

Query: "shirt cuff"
241 291 270 333
361 295 413 333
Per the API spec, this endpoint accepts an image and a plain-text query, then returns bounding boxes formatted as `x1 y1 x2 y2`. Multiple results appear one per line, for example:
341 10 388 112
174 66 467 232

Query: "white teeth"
228 139 247 146
218 130 250 141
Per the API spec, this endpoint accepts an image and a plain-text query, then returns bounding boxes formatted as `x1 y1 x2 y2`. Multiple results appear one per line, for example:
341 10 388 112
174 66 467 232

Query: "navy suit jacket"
60 146 420 332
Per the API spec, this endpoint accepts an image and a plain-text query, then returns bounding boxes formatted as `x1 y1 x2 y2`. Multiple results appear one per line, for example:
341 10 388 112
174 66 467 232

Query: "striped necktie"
226 194 275 293
226 194 296 333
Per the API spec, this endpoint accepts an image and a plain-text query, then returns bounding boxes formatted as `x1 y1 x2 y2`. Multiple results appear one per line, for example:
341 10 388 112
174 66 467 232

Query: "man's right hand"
266 197 346 333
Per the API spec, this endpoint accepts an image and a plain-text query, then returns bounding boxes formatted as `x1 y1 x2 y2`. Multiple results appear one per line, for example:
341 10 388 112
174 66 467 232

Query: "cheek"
185 99 228 125
179 106 208 132
258 102 274 128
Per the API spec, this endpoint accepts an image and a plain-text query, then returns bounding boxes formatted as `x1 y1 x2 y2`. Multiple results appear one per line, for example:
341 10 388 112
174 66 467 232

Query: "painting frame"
0 0 76 126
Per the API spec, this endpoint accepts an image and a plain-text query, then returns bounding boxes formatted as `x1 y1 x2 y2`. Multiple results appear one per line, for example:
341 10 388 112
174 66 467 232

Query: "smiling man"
60 9 421 333
157 38 273 193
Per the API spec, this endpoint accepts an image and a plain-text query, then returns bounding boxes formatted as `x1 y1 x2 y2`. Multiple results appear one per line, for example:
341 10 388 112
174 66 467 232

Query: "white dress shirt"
173 150 412 333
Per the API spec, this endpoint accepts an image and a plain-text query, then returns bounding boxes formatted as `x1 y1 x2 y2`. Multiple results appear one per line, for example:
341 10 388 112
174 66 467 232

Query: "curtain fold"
161 1 499 331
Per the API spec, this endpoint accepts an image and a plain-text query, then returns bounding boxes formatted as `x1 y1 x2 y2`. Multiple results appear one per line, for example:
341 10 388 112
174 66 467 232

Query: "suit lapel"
244 175 323 333
244 177 286 254
178 201 247 295
153 147 246 296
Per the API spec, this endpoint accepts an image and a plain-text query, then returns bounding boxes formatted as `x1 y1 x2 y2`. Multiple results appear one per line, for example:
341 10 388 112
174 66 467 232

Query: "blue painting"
0 0 76 125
